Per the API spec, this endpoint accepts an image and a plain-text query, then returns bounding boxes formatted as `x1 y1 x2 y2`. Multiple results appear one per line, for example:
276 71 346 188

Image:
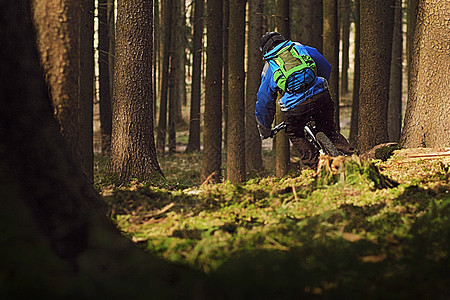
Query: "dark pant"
282 90 354 169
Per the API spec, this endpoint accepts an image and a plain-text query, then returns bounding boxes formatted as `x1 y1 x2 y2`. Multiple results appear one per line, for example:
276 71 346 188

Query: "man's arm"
255 62 278 138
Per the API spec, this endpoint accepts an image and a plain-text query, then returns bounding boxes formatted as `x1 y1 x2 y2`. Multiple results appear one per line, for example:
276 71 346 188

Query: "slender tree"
107 0 115 100
168 1 180 154
358 0 395 152
227 0 246 183
245 0 264 173
156 0 173 155
201 0 224 183
388 0 403 142
323 0 340 130
223 0 230 149
110 0 164 183
186 0 204 153
79 0 94 181
98 0 113 154
349 0 360 147
275 0 290 177
340 0 350 96
401 0 450 148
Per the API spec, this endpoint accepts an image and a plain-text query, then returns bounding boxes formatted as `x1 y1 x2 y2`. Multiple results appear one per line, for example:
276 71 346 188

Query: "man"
255 31 354 170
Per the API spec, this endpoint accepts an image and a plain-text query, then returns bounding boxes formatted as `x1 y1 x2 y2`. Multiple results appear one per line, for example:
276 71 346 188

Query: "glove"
258 124 272 140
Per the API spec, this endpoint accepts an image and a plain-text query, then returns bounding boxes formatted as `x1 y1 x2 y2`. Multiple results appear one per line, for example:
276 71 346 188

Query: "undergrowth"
95 150 449 298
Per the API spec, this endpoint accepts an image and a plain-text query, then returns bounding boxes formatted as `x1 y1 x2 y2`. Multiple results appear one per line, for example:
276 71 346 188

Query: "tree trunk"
186 0 204 153
388 0 403 142
1 2 203 296
110 0 164 183
275 0 290 177
291 0 323 52
323 0 340 130
357 0 395 152
245 0 264 173
201 0 223 183
154 0 160 120
227 0 246 184
168 1 179 155
223 0 230 149
340 0 350 96
401 0 450 148
79 0 94 182
33 0 96 181
98 0 113 154
107 0 115 102
349 0 360 147
156 0 173 155
406 0 419 83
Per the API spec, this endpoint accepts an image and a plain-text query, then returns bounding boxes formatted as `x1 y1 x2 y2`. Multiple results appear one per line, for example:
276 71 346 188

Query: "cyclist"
255 31 354 170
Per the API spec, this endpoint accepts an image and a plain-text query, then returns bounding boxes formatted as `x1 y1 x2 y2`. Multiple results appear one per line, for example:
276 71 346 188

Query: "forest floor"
94 146 449 298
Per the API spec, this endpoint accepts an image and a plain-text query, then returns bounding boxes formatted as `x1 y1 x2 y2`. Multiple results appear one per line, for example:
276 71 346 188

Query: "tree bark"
401 0 450 148
168 1 179 155
349 0 360 147
156 0 173 155
186 0 204 153
291 0 323 52
358 0 395 152
1 3 203 296
245 0 264 173
388 0 403 142
323 0 340 130
340 0 350 96
99 0 113 154
275 0 290 177
227 0 246 184
79 0 94 181
201 0 223 183
110 0 164 183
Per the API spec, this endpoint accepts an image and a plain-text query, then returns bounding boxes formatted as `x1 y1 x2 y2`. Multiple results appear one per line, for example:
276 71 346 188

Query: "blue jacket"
255 40 331 130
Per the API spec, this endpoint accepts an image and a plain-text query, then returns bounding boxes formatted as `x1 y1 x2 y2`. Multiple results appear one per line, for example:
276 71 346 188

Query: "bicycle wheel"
316 132 340 157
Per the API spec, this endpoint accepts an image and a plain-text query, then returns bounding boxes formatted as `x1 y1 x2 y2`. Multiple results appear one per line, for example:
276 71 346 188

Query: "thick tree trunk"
110 0 164 183
1 3 202 297
291 0 323 52
201 0 223 183
227 0 246 184
401 0 450 148
245 0 264 173
357 0 395 152
33 0 81 164
186 0 204 153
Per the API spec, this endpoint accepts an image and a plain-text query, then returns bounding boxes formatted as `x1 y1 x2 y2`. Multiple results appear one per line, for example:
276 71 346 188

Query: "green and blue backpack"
270 43 317 94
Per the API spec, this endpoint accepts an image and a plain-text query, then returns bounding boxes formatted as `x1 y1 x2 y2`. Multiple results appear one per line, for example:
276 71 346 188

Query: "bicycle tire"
316 132 340 157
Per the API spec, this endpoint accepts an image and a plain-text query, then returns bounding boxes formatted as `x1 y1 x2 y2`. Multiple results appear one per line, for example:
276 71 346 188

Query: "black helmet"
259 32 286 53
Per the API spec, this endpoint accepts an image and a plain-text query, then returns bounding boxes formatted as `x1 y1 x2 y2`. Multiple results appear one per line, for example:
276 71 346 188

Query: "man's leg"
283 113 320 169
314 92 355 155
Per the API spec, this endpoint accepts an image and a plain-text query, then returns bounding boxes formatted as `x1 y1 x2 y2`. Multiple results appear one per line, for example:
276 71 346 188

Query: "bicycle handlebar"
264 121 286 139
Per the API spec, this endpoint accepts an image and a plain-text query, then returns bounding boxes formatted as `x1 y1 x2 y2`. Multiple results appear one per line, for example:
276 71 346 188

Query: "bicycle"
264 118 341 157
